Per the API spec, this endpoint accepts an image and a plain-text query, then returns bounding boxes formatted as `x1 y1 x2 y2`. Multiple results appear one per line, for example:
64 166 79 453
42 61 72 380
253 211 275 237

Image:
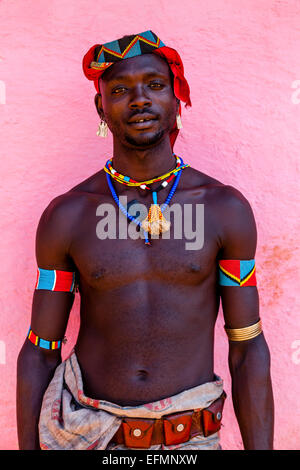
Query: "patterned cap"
89 30 165 72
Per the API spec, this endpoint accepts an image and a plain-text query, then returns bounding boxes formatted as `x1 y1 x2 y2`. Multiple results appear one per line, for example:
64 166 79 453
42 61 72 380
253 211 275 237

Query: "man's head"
82 31 191 149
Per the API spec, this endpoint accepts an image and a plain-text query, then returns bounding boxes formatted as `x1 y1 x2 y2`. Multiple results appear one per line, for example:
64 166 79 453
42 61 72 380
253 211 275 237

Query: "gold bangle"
224 319 262 341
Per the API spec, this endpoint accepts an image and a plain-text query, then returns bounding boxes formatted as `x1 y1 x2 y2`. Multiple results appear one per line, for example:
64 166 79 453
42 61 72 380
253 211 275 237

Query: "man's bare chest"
69 189 221 292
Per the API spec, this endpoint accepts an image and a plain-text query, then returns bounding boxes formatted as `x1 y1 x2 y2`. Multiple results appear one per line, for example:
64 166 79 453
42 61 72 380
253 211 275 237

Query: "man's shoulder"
42 169 106 218
186 166 222 188
212 181 253 210
42 189 86 222
69 169 107 195
187 168 256 241
186 168 257 253
203 178 257 249
209 181 255 224
188 167 252 208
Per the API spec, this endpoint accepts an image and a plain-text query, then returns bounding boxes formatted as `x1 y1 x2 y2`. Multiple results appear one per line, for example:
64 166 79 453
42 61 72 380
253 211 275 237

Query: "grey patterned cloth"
39 351 224 450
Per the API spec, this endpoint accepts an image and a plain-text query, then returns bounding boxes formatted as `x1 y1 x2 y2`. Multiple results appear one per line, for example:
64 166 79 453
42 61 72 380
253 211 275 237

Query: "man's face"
95 54 179 149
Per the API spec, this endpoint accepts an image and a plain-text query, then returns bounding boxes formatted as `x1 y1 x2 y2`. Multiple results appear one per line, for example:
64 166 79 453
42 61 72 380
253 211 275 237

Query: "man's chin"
124 129 165 148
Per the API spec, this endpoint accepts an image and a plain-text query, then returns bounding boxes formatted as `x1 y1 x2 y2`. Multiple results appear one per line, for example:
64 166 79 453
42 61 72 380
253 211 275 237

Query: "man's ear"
94 93 104 119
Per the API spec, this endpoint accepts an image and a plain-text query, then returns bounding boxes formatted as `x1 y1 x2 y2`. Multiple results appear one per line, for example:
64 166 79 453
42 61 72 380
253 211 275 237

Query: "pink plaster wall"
0 0 299 450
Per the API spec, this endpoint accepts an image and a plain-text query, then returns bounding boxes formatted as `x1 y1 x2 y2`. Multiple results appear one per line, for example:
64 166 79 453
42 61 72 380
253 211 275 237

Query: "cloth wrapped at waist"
39 351 225 450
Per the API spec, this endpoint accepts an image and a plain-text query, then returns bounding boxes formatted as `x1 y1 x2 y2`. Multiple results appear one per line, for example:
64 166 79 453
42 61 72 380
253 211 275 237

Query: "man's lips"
128 114 157 124
127 114 158 128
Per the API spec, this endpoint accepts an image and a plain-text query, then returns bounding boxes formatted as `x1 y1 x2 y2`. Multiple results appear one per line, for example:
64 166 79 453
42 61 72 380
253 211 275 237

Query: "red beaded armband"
219 259 256 286
35 268 76 292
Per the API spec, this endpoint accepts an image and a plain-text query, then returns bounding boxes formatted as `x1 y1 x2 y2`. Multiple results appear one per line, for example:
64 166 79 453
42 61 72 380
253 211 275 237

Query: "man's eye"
149 83 164 89
112 87 126 94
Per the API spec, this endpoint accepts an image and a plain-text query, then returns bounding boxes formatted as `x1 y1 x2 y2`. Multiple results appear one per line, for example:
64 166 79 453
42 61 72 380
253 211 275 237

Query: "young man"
17 31 274 450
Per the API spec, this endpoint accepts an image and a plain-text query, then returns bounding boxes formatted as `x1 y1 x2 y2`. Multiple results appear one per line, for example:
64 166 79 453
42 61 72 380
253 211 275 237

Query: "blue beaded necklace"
105 156 184 245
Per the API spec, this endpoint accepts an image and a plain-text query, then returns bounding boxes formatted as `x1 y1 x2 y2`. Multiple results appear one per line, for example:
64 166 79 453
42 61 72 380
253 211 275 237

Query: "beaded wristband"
27 327 65 350
219 259 256 287
35 268 76 292
224 319 262 341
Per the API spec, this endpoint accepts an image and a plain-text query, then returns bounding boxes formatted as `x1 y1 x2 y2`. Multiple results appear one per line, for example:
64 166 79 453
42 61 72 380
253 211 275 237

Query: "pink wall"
1 0 299 450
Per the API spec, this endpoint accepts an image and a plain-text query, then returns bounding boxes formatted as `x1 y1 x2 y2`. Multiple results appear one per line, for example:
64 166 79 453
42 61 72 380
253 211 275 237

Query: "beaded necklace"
104 154 189 191
105 156 185 245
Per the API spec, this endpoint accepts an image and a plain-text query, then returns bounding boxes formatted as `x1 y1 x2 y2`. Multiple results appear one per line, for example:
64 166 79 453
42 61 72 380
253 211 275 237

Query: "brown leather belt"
111 392 226 449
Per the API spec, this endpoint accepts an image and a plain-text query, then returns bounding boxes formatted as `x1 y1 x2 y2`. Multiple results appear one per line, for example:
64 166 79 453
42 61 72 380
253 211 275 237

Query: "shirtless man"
17 31 274 450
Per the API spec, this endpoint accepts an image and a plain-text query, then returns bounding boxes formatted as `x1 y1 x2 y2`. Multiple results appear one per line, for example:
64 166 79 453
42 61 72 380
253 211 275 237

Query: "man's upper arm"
218 186 259 329
29 195 77 344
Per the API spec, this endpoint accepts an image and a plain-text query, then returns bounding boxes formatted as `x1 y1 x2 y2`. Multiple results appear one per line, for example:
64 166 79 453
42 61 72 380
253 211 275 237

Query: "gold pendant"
141 204 171 235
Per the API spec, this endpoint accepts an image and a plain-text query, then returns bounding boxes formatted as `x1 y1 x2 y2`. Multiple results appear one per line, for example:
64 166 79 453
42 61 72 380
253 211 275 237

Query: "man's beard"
123 129 165 148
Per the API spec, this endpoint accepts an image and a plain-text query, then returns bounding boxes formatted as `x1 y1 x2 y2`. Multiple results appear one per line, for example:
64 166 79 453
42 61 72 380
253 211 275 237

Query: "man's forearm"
229 335 274 450
17 342 61 450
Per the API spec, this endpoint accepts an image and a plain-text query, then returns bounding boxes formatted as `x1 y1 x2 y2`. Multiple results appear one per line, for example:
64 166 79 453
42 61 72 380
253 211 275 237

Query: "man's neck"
111 137 176 182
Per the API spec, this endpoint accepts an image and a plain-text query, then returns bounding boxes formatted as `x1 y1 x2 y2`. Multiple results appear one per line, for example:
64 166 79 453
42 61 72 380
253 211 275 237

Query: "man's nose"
129 85 152 109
